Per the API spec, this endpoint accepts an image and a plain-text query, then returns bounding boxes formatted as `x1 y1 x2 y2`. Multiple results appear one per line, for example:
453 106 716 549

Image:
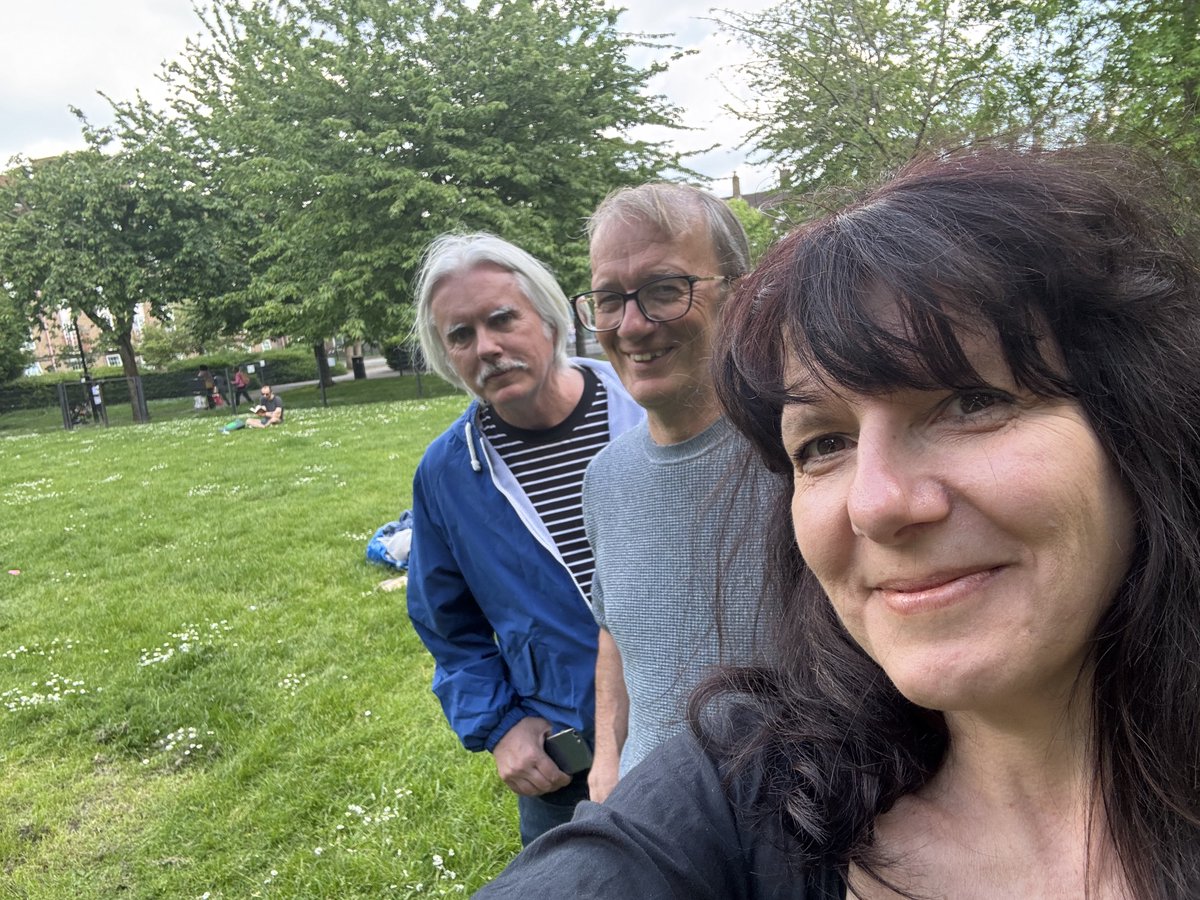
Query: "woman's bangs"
781 260 987 399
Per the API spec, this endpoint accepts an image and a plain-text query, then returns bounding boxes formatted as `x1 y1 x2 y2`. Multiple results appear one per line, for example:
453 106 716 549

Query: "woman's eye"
949 389 1009 418
959 392 996 414
795 434 849 464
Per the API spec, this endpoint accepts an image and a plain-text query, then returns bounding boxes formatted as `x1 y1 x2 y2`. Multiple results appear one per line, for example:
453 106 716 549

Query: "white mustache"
476 359 528 389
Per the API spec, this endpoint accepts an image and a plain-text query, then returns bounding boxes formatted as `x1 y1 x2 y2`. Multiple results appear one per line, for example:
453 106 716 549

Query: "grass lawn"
0 389 523 898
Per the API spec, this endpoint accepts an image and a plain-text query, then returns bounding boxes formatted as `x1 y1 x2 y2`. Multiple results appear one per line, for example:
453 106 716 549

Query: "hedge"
0 348 345 414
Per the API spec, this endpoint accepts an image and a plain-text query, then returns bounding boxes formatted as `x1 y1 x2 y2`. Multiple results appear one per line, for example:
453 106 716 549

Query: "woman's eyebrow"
779 398 844 441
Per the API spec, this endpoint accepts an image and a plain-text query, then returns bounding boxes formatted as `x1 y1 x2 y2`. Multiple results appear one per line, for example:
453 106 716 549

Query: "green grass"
0 392 522 898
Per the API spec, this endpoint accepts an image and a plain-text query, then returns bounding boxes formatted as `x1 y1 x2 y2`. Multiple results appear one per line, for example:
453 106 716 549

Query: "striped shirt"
479 366 610 601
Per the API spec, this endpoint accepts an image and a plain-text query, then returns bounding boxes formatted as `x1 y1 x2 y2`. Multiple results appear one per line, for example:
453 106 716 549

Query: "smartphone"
543 727 593 775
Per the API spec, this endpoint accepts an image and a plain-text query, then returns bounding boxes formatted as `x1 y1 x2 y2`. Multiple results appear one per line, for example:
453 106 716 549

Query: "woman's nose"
846 429 950 542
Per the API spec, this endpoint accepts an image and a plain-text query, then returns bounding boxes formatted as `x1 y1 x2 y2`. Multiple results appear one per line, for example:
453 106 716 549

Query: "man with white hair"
406 232 643 845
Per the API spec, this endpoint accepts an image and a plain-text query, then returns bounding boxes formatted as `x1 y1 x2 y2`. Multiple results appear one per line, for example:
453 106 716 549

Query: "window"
106 354 121 367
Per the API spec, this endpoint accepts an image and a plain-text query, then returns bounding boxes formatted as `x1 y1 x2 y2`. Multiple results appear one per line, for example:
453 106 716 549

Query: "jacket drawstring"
464 420 482 472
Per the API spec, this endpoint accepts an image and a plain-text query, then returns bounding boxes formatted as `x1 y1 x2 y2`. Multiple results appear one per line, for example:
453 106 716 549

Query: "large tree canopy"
0 121 244 417
1084 0 1200 182
139 0 686 350
716 0 1150 197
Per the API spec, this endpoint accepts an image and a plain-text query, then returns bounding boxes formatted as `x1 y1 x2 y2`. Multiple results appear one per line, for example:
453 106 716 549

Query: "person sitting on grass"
244 385 283 428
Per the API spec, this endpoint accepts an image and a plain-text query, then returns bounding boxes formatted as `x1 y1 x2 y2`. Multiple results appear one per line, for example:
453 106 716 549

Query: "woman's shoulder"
476 733 844 899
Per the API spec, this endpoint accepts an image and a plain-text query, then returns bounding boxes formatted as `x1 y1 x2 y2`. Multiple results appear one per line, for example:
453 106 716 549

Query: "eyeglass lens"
576 276 693 331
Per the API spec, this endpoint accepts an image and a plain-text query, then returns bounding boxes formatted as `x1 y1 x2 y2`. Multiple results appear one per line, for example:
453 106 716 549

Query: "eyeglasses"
572 275 725 333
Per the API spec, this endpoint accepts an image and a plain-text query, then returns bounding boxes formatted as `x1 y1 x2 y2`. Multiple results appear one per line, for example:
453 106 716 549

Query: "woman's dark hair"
692 146 1200 896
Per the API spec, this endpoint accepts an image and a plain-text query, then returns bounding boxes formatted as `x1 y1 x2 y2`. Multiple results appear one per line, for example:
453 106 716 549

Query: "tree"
0 120 245 420
135 0 687 366
1083 0 1200 191
0 292 31 383
718 0 1091 197
136 321 194 371
726 198 785 266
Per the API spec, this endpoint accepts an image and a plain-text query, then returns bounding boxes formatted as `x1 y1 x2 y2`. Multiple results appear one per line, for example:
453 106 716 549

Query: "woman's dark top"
474 732 847 899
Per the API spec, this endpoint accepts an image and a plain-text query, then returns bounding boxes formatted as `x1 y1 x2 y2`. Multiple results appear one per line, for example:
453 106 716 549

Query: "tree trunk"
116 330 150 423
1181 0 1199 127
312 340 334 387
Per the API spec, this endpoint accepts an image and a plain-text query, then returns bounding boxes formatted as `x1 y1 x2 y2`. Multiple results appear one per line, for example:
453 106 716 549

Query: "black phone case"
543 728 593 774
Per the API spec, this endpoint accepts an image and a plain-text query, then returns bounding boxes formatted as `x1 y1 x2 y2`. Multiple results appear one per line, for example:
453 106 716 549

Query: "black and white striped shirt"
479 366 610 601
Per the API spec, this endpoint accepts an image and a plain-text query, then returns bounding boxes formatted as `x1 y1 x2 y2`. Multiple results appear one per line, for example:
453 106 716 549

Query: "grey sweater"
583 416 779 774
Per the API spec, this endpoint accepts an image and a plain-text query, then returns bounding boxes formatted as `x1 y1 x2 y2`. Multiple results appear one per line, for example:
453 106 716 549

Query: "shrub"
383 341 422 374
0 348 346 413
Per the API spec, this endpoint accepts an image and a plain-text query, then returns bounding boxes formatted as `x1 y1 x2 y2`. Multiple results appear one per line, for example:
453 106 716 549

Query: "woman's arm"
475 733 829 899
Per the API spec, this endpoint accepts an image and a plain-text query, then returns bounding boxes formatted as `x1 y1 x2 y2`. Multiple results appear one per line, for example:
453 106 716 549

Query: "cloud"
618 2 779 192
0 0 198 164
0 0 781 191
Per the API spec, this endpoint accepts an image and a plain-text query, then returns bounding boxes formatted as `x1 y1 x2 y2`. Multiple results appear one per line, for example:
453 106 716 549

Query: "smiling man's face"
588 220 724 442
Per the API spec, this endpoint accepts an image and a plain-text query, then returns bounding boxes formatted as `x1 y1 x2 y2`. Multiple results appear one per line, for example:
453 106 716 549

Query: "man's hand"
587 744 620 803
492 716 571 797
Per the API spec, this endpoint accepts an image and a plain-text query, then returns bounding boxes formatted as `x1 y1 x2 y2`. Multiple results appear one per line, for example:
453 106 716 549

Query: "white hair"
413 232 571 392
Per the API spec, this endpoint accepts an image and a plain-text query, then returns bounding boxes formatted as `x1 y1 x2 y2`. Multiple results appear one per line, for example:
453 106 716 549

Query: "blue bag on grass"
366 510 413 570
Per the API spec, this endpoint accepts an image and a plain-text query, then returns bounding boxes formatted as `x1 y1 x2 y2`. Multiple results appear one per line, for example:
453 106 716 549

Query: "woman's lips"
873 567 1003 615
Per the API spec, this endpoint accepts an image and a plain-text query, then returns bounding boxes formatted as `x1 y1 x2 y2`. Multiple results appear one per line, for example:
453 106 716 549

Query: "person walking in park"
197 365 217 409
232 366 253 406
577 183 778 802
405 232 643 845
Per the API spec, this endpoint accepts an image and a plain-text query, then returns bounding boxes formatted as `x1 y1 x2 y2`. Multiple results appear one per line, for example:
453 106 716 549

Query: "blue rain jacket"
407 359 644 752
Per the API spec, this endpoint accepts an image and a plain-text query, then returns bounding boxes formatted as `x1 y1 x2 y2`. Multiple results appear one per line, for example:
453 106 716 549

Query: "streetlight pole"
72 315 91 380
72 314 102 422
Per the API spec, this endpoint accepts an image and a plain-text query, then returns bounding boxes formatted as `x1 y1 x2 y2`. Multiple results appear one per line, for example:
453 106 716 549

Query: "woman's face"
780 329 1136 718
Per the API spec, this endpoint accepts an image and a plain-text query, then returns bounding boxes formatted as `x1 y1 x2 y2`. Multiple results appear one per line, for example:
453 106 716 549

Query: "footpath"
272 355 399 393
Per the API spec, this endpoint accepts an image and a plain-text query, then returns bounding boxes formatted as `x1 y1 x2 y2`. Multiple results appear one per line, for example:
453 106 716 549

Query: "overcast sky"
0 0 778 195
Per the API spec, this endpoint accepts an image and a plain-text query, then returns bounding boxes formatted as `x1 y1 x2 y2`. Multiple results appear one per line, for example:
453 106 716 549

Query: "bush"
167 347 344 389
0 347 346 413
383 341 422 374
0 370 87 414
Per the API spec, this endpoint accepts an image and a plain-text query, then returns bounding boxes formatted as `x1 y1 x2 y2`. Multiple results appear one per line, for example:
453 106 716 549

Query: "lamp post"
71 314 103 422
72 315 91 381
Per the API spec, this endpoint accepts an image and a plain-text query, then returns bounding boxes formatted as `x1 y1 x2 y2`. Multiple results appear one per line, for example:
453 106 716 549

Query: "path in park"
273 355 399 393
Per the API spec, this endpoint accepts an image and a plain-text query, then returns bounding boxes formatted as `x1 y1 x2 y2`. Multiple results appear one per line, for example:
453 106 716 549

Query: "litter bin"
351 356 367 380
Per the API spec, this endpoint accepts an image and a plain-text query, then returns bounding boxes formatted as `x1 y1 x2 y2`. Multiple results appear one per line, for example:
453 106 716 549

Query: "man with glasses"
576 183 777 802
406 233 644 845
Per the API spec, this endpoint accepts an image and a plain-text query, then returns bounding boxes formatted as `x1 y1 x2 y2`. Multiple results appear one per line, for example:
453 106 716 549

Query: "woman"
476 147 1200 898
232 365 254 406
